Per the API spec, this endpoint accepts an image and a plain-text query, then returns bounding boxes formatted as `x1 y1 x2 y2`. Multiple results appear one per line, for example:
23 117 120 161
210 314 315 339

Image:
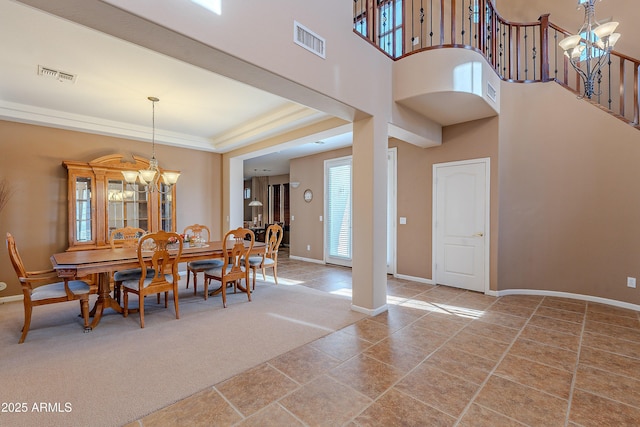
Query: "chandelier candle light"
122 97 180 194
559 0 621 99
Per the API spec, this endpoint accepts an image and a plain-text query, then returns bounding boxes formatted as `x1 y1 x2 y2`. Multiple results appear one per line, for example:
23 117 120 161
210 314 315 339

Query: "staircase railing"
353 0 639 128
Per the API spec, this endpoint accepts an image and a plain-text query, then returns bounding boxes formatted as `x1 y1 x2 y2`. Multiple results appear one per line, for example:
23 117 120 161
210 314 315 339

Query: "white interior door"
434 159 489 292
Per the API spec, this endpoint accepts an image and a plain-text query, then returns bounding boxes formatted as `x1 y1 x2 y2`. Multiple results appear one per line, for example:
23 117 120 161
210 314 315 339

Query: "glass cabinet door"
74 176 93 243
159 183 174 231
107 179 149 235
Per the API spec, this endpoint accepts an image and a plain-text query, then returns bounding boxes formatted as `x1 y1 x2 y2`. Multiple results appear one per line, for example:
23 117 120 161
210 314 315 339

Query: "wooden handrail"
353 0 640 128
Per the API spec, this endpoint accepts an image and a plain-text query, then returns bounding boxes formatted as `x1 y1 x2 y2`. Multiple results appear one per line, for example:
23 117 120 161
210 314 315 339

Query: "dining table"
50 240 264 330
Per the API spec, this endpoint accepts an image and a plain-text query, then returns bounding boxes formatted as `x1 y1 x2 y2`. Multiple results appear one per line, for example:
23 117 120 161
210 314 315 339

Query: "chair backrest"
110 226 146 249
183 224 211 242
222 228 254 279
264 224 284 261
137 230 183 284
6 232 27 280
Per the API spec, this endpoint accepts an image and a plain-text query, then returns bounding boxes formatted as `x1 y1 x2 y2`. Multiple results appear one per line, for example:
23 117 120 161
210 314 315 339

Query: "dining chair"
247 223 283 289
182 224 223 295
109 226 152 304
203 227 254 307
6 232 91 343
122 230 183 328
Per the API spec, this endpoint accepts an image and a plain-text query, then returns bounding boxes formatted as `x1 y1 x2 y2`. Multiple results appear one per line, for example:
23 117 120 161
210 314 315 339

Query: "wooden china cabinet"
63 154 177 251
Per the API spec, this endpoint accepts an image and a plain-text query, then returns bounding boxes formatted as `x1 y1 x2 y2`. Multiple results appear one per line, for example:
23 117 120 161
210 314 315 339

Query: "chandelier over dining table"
121 96 180 194
558 0 621 100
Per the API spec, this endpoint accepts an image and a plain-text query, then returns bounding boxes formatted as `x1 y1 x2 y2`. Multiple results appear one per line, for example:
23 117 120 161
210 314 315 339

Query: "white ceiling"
0 0 352 178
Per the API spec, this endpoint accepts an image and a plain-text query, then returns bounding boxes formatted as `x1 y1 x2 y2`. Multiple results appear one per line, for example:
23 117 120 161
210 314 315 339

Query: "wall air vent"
487 82 497 102
294 21 326 59
38 65 77 84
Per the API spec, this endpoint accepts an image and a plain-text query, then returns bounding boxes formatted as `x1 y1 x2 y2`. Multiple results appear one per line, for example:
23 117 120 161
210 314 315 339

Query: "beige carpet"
0 280 365 427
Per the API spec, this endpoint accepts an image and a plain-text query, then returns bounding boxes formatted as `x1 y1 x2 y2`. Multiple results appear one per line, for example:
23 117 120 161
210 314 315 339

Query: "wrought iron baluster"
497 21 503 77
607 57 612 110
461 0 466 42
486 4 492 62
553 31 559 81
467 1 472 46
429 0 433 46
524 27 529 80
532 26 537 80
502 24 507 78
420 0 425 48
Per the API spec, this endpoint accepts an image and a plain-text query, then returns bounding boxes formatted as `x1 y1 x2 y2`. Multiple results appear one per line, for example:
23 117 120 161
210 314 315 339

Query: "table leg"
89 272 123 329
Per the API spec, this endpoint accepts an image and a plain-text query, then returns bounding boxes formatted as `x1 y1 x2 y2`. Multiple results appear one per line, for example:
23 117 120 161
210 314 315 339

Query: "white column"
351 116 388 315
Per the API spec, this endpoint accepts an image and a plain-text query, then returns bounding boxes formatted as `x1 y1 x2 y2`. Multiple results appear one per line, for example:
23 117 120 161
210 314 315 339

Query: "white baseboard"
493 288 640 312
289 255 325 264
393 274 434 285
351 303 388 316
0 294 23 304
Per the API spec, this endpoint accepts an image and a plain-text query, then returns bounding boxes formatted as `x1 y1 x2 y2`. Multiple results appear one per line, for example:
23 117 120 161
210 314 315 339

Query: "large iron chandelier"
559 0 621 99
122 97 180 194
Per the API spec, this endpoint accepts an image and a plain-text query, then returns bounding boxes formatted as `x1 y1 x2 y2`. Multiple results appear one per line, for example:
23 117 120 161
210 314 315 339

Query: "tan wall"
392 117 499 285
0 120 222 297
289 148 352 260
268 174 290 186
498 81 640 303
289 118 498 287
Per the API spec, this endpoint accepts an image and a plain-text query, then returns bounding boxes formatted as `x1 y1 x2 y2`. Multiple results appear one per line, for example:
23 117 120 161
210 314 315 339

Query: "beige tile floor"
128 250 640 426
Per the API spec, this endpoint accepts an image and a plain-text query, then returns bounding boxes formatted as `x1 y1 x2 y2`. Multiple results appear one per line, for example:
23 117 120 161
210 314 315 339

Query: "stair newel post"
539 14 550 82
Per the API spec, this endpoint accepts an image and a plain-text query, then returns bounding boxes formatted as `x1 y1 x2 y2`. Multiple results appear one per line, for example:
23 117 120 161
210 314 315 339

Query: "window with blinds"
326 158 352 262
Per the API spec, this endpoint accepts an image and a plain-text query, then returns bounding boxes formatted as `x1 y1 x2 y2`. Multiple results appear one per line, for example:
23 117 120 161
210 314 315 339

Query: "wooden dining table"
50 241 264 330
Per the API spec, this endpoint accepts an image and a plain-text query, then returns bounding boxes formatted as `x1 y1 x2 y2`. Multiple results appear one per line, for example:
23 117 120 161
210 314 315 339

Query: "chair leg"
123 290 129 317
251 266 256 290
80 298 90 331
19 304 32 344
221 280 227 308
193 272 198 296
186 269 191 289
262 267 266 281
173 287 180 319
273 265 279 285
164 291 169 308
139 296 145 328
114 281 122 304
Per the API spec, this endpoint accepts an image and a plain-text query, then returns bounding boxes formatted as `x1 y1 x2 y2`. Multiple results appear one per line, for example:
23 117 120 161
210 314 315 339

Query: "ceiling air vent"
38 65 77 84
294 21 325 59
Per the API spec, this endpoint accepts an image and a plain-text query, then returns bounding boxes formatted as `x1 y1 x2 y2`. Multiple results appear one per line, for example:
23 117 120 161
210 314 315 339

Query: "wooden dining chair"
122 230 183 328
109 226 151 304
6 232 91 343
247 223 283 289
183 224 223 295
203 228 254 307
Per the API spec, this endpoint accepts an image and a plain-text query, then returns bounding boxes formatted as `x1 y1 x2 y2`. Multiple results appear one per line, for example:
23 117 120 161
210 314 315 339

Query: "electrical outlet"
412 37 419 46
306 245 311 251
627 277 636 288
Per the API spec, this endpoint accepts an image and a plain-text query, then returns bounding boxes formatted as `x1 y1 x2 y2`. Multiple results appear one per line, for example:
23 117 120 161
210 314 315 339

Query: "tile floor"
127 250 640 426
